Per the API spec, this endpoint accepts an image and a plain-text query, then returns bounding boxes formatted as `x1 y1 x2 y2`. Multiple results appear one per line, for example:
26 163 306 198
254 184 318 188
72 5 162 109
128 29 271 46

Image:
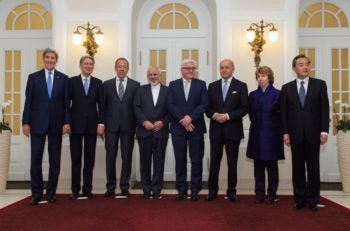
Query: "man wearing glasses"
167 59 208 201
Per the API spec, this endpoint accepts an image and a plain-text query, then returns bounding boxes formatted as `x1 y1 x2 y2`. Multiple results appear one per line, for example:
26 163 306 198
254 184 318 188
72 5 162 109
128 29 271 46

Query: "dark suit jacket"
280 77 329 144
22 69 70 134
167 78 208 136
133 84 169 139
206 77 249 140
101 77 140 133
69 75 104 134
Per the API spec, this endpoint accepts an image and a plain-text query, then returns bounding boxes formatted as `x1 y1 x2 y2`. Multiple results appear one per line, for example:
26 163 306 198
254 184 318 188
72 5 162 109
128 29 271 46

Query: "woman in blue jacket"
247 66 285 204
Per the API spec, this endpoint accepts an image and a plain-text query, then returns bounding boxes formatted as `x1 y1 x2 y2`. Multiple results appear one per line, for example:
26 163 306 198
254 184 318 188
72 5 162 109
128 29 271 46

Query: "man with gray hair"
167 59 208 201
22 48 70 205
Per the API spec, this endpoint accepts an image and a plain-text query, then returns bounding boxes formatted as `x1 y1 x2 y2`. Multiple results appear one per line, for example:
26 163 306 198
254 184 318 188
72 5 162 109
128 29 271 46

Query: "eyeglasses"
182 67 197 71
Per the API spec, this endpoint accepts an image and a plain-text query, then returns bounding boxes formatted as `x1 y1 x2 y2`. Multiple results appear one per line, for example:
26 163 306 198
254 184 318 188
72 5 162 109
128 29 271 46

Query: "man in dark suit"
101 57 140 198
22 48 70 205
205 59 249 202
133 66 169 199
68 55 104 200
167 59 208 201
281 54 329 212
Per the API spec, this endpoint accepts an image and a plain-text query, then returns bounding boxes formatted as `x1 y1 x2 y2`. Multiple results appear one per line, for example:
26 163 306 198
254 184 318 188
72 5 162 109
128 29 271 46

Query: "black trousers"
30 133 62 198
208 138 240 196
291 138 320 207
105 130 135 192
69 133 97 194
254 160 279 200
138 136 168 194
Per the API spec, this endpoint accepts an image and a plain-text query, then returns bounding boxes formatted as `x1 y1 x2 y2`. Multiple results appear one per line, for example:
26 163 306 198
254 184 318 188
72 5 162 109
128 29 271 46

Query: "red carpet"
0 195 349 231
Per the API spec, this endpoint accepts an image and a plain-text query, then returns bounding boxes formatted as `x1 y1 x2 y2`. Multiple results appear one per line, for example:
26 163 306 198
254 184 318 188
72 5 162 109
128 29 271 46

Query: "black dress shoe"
152 193 161 199
143 193 151 199
227 194 240 202
121 190 130 198
30 197 41 205
205 193 217 201
191 193 199 201
176 192 187 201
47 195 56 203
309 205 318 212
104 191 115 198
70 193 79 200
294 203 306 210
83 192 94 199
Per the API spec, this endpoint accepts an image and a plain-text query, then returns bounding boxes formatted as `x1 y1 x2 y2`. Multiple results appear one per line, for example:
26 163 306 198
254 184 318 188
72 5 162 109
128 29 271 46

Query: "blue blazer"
246 85 284 160
22 69 70 134
167 78 208 136
133 84 169 139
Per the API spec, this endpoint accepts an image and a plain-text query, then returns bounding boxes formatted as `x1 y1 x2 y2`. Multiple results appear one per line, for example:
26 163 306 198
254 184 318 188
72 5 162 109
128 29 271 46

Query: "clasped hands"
143 120 164 132
180 115 194 132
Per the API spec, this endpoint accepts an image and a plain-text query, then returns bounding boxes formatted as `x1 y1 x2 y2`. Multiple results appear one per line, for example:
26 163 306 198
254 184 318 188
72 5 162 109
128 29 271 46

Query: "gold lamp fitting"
246 20 278 68
72 22 104 57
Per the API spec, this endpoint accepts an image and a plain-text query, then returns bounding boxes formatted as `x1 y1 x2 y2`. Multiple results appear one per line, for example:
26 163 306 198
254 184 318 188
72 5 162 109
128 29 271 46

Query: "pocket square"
232 91 237 94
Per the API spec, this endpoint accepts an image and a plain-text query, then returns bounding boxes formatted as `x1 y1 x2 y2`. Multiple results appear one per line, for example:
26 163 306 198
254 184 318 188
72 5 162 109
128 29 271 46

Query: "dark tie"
118 79 124 99
299 81 305 106
47 71 52 98
222 80 228 101
84 78 89 96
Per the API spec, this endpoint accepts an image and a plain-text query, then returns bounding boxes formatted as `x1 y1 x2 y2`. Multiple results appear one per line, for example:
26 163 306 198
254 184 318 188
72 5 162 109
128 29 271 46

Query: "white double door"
135 38 211 181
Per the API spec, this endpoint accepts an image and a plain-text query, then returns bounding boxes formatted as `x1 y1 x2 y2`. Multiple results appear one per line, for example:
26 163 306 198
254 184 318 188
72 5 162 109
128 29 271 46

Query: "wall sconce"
72 22 104 57
246 20 278 67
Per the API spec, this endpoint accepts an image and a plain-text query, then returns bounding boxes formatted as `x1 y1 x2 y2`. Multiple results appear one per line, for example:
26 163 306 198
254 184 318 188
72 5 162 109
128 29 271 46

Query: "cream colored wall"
47 0 298 190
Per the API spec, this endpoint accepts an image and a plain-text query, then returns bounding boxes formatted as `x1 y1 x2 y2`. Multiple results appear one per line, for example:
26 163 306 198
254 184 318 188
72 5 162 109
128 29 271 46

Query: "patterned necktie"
84 78 89 96
47 71 52 98
119 78 124 99
222 80 228 101
299 80 305 106
184 80 190 101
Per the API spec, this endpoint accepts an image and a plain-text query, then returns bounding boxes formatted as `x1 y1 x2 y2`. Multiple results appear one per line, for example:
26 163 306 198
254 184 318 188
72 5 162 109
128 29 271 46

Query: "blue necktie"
222 80 228 101
47 71 52 98
299 81 305 106
84 78 89 96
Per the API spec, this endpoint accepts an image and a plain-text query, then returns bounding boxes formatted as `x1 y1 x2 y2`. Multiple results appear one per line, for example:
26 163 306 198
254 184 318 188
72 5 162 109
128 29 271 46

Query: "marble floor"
1 188 350 210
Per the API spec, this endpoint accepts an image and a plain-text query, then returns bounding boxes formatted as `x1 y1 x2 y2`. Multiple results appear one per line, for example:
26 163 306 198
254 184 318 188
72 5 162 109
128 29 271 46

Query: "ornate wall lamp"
72 22 104 57
246 20 278 67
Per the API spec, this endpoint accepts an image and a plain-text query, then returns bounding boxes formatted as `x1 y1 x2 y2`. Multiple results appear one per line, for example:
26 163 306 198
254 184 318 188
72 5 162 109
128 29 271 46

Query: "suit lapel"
293 80 303 108
156 85 166 107
145 84 155 107
39 69 50 99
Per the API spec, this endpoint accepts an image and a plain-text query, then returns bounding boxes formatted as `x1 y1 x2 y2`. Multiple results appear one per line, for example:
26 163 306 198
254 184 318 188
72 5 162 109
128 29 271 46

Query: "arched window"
150 3 198 29
299 2 348 28
6 3 52 30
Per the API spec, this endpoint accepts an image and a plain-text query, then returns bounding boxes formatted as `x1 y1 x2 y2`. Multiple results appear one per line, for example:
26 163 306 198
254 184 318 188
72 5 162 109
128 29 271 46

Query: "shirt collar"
45 69 55 76
222 76 232 83
297 77 309 84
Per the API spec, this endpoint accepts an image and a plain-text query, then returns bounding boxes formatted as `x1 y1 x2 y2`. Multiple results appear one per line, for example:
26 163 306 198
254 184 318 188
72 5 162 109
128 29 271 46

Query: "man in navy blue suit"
134 66 169 199
68 55 104 200
167 59 208 201
22 48 70 205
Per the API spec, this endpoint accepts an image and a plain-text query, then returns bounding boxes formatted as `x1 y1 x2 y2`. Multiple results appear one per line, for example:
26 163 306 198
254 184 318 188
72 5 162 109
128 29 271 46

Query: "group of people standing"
22 48 329 213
